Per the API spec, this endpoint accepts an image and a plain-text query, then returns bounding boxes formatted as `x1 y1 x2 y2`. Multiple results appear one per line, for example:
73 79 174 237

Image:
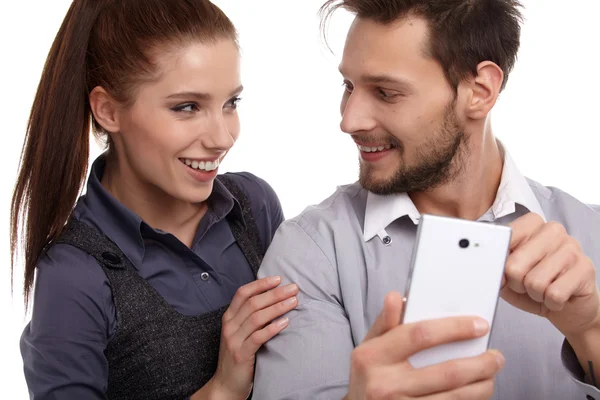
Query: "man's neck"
409 131 503 221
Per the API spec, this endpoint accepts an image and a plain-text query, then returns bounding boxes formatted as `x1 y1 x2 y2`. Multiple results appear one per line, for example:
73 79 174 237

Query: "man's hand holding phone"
345 292 505 400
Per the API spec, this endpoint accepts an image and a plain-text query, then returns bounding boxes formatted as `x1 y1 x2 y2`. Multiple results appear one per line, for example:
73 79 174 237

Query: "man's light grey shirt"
254 151 600 400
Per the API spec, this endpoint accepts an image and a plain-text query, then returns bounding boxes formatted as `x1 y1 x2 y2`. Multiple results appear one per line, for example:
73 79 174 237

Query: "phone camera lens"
459 239 470 249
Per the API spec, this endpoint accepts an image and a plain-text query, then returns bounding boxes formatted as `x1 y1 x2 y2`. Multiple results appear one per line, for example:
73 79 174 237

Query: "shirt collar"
76 155 244 267
363 142 546 242
206 176 247 230
481 145 546 223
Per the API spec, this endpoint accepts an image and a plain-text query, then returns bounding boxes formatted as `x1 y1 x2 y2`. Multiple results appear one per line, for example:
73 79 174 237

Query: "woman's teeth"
357 144 393 153
182 158 220 172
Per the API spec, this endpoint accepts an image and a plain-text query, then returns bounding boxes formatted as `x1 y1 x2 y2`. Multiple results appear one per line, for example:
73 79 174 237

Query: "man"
253 0 600 399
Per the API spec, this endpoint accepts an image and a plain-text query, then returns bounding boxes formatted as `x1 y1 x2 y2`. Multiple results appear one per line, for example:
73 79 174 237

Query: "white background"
1 0 599 396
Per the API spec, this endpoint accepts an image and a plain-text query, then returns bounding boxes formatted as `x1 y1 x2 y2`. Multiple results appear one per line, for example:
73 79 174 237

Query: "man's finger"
522 248 570 303
419 378 496 400
544 264 591 311
373 315 490 363
404 349 504 396
500 285 543 316
507 212 545 251
505 220 565 293
364 291 404 341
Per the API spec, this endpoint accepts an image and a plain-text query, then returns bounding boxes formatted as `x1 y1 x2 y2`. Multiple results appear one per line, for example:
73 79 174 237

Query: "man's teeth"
183 158 220 171
357 144 392 153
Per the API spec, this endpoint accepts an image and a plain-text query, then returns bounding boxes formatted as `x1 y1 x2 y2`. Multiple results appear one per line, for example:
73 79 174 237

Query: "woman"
11 0 298 399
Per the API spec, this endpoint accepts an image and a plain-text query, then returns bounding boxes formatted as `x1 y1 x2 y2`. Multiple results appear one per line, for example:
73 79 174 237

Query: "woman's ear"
89 86 121 133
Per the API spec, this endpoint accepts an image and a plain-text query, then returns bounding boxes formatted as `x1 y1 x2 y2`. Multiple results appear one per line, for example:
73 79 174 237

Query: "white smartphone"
401 214 511 369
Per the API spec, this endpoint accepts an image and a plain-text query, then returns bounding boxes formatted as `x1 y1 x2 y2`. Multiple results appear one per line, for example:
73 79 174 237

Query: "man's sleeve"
253 219 353 400
562 338 600 399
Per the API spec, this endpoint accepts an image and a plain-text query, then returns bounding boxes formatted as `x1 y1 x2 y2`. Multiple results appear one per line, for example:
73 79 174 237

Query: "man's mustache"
351 134 403 150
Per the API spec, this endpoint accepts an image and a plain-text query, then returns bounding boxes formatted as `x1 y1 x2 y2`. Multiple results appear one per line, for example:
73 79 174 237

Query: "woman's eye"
171 103 199 113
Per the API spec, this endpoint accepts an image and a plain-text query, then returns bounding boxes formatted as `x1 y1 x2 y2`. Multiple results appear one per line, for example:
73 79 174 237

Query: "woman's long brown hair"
11 0 237 307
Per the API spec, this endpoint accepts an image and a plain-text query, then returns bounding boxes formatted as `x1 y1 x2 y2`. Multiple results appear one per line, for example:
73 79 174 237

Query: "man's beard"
359 102 468 195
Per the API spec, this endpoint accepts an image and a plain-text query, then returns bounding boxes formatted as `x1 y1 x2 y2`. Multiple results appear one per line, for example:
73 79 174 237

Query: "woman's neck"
101 155 208 247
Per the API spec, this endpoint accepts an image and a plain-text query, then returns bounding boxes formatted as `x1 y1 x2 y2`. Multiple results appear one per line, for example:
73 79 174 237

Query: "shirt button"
101 252 121 265
382 236 392 246
200 272 210 281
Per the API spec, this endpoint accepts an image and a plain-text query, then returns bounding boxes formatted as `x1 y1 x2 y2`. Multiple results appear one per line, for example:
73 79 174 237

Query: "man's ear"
462 61 504 120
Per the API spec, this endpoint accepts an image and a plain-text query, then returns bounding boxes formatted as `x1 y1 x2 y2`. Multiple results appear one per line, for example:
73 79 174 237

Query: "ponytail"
11 0 104 307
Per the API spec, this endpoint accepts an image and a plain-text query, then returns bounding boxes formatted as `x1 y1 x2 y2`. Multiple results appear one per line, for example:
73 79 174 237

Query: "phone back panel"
403 214 511 368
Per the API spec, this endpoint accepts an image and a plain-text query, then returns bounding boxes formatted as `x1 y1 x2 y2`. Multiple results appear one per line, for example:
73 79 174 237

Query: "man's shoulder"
259 182 367 280
270 182 367 250
526 177 600 215
526 177 600 260
288 181 366 230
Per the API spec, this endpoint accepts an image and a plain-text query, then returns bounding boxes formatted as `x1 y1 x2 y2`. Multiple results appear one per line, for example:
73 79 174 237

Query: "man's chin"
359 171 397 196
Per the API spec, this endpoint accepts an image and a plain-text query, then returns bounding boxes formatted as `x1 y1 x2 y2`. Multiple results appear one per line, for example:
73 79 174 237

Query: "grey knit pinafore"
56 175 263 400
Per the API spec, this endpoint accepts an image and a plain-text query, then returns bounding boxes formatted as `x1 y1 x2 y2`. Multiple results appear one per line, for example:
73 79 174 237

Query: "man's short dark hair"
320 0 524 92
